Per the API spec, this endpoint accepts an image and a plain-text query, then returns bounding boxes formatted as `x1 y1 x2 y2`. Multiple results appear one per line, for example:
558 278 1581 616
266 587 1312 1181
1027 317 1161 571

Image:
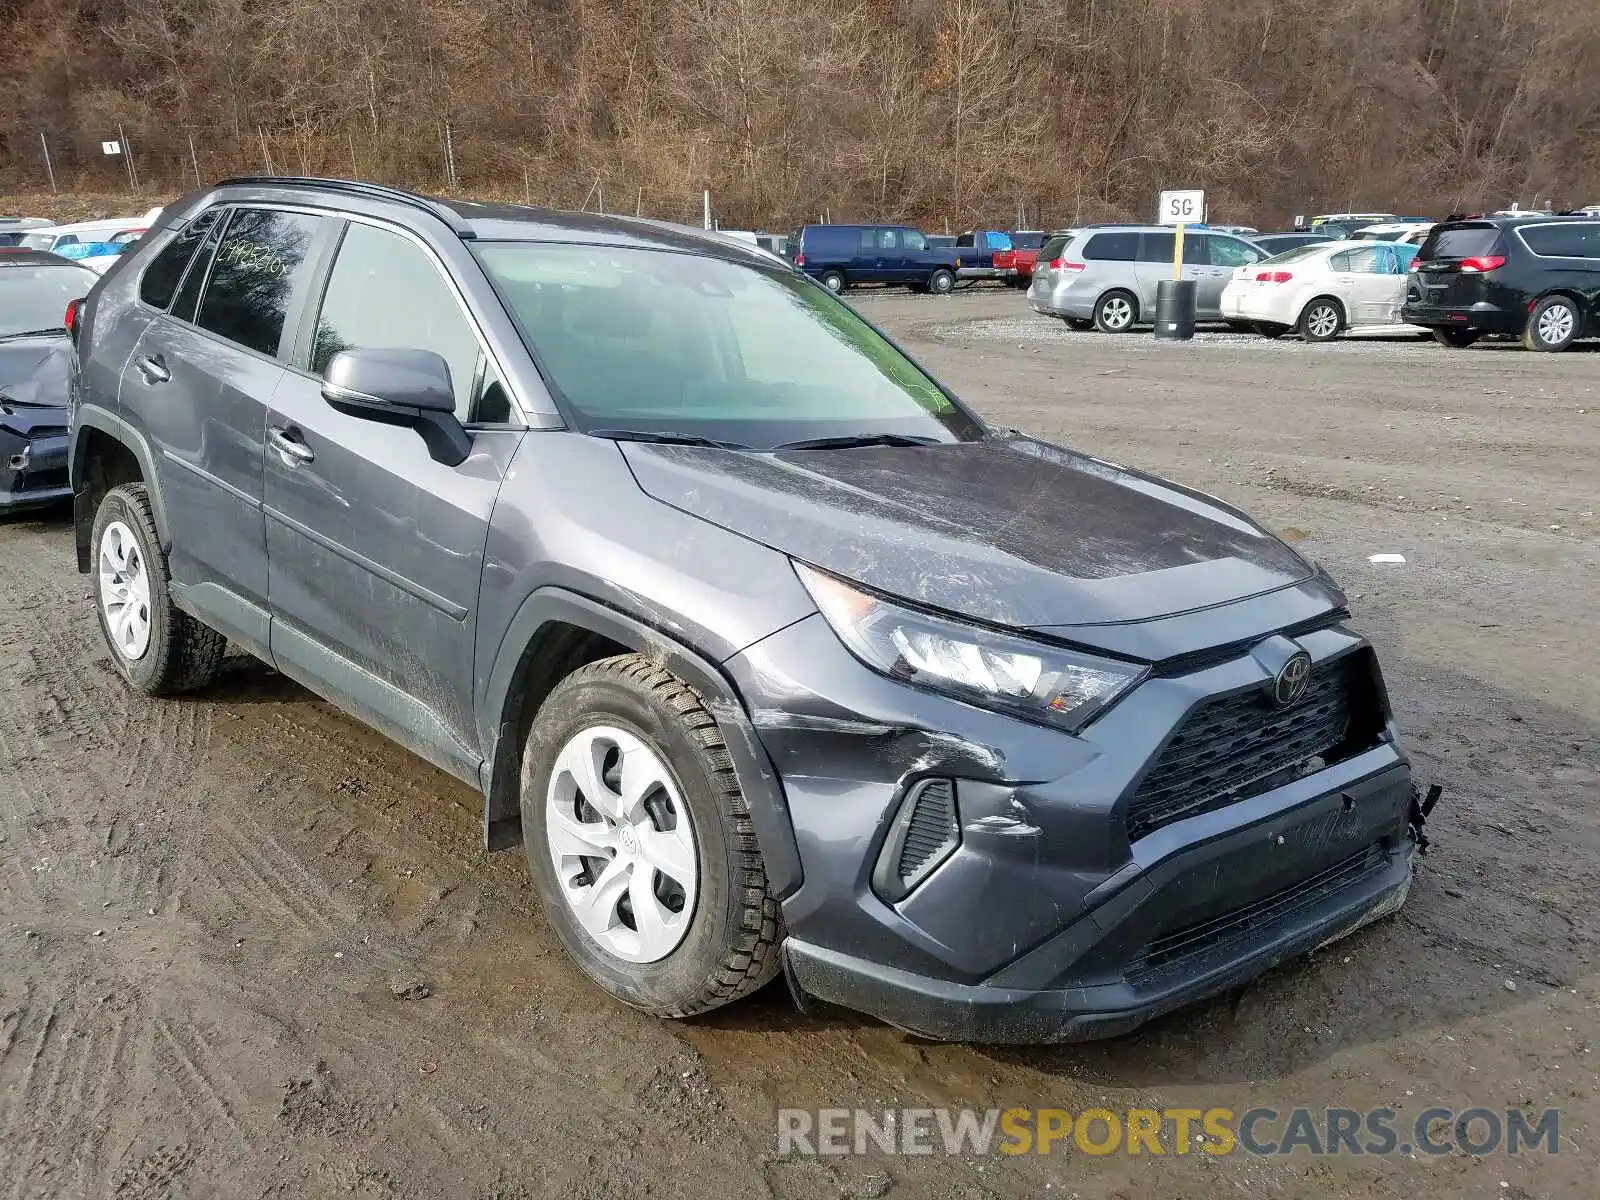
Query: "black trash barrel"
1153 279 1197 340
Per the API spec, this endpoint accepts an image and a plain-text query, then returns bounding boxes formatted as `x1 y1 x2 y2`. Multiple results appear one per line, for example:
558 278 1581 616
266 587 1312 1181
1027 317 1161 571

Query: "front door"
263 218 520 777
1204 235 1265 317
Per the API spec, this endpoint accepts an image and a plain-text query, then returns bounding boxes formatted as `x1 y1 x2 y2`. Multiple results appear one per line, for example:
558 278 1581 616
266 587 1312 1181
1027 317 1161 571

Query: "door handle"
134 354 170 384
267 426 315 467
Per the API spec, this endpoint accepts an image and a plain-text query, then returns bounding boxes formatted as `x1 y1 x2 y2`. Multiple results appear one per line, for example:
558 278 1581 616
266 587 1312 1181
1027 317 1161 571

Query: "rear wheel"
1523 296 1579 352
1094 290 1137 333
927 268 955 295
1299 298 1344 342
91 483 226 695
520 655 783 1017
1432 328 1481 349
1253 321 1289 339
820 269 845 294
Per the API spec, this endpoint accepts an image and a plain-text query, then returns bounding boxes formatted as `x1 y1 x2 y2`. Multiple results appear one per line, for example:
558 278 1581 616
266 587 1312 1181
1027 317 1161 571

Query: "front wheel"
1432 328 1481 349
520 655 783 1017
1523 296 1579 352
91 483 226 695
927 268 955 295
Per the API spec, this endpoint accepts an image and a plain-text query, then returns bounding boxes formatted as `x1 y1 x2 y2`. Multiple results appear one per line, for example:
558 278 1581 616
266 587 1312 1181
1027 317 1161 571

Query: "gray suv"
69 178 1422 1042
1029 225 1267 331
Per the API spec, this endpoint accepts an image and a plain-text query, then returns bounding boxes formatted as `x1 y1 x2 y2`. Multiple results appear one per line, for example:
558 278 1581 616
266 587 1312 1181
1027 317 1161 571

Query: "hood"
0 334 72 414
621 435 1314 630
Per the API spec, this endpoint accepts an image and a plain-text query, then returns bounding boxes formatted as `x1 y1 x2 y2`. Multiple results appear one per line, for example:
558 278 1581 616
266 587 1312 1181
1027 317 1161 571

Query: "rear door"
1516 222 1600 332
121 206 331 651
1135 231 1206 313
263 217 521 775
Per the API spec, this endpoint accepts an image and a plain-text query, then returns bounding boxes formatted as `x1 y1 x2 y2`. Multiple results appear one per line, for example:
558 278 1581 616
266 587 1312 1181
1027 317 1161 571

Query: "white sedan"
1221 240 1419 341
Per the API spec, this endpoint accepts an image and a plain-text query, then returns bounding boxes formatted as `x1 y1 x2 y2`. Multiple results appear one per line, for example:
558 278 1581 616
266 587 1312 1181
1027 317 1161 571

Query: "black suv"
1403 215 1600 350
69 177 1421 1042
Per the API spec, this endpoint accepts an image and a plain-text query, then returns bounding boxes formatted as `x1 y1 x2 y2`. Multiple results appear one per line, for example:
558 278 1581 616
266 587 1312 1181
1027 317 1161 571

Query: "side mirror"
320 348 471 466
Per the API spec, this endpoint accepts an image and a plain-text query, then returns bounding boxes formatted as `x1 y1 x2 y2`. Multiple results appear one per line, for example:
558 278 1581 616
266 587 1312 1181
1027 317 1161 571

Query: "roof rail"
211 176 475 238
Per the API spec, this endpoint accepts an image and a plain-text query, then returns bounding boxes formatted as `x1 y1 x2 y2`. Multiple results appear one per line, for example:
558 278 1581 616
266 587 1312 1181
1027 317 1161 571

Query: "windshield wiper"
771 432 945 452
589 428 752 450
0 327 67 342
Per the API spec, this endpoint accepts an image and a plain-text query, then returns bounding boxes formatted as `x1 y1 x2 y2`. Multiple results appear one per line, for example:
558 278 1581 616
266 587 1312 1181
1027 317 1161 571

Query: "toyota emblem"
1272 651 1313 708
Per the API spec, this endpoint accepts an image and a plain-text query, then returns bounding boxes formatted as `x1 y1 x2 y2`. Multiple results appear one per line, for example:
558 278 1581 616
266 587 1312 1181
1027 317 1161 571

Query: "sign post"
1154 188 1204 341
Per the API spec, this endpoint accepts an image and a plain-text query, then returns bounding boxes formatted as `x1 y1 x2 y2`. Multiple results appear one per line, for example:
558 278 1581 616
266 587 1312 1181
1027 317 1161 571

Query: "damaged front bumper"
0 424 70 511
728 611 1419 1043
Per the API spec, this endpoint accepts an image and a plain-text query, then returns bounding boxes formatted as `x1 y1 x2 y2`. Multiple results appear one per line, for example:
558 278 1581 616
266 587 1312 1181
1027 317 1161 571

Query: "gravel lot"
2 288 1595 1199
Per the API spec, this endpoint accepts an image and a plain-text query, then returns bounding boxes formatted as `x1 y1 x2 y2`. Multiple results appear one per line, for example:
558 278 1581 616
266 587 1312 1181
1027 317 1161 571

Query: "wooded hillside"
3 0 1597 228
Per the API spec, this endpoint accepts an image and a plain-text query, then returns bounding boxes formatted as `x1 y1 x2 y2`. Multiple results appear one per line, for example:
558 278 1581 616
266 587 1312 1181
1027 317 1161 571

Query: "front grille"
1128 842 1385 985
1125 652 1382 842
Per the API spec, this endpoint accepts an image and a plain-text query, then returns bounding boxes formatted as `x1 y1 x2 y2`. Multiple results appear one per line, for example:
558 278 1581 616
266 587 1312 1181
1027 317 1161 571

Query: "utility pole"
39 132 56 193
117 123 139 190
187 132 203 187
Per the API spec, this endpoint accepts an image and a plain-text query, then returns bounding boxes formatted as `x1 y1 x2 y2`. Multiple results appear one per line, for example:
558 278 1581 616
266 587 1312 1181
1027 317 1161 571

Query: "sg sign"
1158 189 1205 225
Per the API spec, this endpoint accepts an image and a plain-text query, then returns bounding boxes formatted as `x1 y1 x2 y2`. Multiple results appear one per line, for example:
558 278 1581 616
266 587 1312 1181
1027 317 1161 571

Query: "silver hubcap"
1307 306 1339 338
1537 304 1574 345
1101 297 1132 329
545 725 698 964
98 520 153 661
934 275 951 292
825 275 842 293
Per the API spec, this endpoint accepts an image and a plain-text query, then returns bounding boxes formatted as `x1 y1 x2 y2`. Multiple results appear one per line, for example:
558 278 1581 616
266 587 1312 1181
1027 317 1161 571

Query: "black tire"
1432 328 1481 349
1093 290 1137 333
1225 320 1254 333
1523 295 1580 352
927 268 955 295
1253 321 1289 339
820 269 846 294
520 654 783 1017
1298 297 1344 342
1065 317 1095 332
90 482 226 695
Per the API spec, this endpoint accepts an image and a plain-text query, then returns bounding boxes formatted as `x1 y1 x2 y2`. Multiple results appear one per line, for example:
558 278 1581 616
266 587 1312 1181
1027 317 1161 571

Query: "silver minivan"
1028 225 1267 331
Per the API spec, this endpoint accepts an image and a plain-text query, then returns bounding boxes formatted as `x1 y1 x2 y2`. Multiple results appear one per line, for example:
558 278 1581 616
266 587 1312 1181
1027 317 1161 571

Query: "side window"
55 234 78 247
1139 231 1174 262
310 221 486 423
194 209 324 358
1182 234 1209 265
1328 251 1352 272
170 216 227 323
901 229 928 252
1520 224 1586 258
956 234 976 249
1209 237 1261 267
144 208 223 312
857 229 877 253
1085 232 1138 261
874 229 897 250
1341 246 1379 273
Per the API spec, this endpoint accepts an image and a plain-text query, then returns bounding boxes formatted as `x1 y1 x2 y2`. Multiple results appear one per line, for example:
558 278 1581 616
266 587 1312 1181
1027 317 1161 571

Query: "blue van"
787 224 962 294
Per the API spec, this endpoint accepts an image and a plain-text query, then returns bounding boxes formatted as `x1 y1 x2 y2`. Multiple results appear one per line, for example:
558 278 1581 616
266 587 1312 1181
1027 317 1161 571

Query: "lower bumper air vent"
873 778 961 903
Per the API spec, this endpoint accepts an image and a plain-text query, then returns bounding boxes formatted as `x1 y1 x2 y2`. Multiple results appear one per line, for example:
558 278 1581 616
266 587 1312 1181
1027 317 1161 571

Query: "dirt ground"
2 289 1595 1199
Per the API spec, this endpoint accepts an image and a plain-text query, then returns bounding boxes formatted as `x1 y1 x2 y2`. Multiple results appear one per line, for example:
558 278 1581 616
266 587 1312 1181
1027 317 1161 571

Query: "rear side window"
1519 223 1600 258
194 209 324 358
1139 232 1175 262
901 229 928 251
1084 232 1138 261
140 208 223 310
170 217 226 323
1421 225 1500 261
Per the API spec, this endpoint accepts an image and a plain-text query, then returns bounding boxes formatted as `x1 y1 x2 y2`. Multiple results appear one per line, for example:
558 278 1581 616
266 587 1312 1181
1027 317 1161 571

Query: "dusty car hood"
621 435 1314 629
0 335 72 417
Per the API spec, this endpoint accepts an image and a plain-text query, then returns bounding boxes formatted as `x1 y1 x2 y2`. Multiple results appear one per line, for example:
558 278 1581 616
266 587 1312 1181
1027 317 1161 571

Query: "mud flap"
1407 782 1444 854
73 485 94 574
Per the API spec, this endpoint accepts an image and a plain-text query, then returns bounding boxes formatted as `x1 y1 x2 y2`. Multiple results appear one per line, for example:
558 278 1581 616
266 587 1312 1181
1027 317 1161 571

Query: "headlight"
795 562 1146 734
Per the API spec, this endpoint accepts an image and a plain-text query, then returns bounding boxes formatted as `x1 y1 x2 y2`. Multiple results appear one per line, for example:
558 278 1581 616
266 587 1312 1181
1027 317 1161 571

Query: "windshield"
0 263 97 337
19 233 56 251
475 243 984 448
1011 232 1044 250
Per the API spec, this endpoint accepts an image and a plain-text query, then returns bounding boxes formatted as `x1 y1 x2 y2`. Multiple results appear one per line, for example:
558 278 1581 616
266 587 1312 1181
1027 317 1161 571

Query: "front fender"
478 587 804 899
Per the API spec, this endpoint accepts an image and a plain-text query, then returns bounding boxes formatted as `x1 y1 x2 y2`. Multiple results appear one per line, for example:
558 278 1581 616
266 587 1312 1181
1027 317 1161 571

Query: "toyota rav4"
69 178 1421 1042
